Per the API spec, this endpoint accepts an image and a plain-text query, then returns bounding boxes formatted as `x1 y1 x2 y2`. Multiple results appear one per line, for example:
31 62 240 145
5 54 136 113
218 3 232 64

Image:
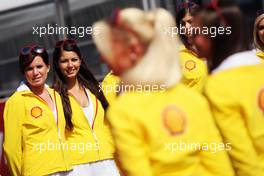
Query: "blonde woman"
93 8 234 176
253 12 264 62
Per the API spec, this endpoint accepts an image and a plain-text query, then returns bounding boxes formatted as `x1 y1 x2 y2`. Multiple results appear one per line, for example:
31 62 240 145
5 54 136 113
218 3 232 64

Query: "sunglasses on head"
107 8 141 40
108 8 121 26
55 39 76 47
204 0 228 27
257 10 264 17
177 1 198 12
20 45 46 56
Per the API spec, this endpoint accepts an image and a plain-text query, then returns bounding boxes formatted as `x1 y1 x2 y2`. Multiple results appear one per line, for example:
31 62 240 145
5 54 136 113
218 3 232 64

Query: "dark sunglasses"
177 1 198 12
108 8 121 26
55 39 76 47
20 45 46 56
108 8 141 39
257 9 264 17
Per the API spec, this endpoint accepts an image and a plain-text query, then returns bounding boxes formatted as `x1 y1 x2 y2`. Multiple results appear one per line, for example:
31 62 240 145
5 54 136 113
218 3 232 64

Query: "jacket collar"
17 81 50 92
212 50 261 74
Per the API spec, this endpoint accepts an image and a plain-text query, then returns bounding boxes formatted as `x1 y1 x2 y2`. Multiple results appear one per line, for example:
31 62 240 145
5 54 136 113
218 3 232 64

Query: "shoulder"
102 72 120 86
180 50 207 73
6 91 24 104
175 84 210 108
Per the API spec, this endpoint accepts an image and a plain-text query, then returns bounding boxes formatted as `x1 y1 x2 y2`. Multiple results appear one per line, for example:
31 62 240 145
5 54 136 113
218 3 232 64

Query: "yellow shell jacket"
256 50 264 62
179 46 208 92
204 51 264 176
107 83 234 176
65 88 114 165
101 72 120 104
3 83 72 176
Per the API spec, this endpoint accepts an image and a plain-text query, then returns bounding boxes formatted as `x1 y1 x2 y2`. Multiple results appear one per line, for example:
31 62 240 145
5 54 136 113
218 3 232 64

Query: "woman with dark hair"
3 44 72 176
52 39 119 175
175 1 208 92
192 1 264 175
253 12 264 62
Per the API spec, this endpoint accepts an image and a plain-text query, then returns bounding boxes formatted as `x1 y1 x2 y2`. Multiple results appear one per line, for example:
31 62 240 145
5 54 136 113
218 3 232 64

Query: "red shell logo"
31 106 42 118
162 105 186 135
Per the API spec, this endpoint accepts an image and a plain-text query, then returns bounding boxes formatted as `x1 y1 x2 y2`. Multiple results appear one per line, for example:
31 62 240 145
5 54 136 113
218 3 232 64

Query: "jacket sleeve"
3 95 24 176
204 79 261 176
101 72 120 104
107 104 152 176
198 99 235 176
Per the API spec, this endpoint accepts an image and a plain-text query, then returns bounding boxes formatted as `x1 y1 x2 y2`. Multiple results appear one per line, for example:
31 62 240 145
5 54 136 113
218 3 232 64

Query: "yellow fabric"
256 51 264 62
179 46 208 92
204 64 264 176
101 72 120 104
4 87 72 176
65 89 114 165
107 83 235 176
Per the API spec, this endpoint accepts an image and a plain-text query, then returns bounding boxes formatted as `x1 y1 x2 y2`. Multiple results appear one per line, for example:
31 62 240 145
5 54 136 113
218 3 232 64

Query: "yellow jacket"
256 50 264 62
101 72 120 104
65 88 114 165
107 83 234 176
204 51 264 176
179 46 208 92
3 83 72 176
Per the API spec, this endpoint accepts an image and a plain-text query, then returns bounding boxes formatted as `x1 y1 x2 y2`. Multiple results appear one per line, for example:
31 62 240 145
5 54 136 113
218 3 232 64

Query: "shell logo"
31 106 43 118
258 88 264 114
162 105 186 135
185 60 196 71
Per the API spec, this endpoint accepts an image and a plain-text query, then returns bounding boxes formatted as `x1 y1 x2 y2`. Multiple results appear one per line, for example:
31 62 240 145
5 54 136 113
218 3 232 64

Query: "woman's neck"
67 78 81 92
27 83 45 95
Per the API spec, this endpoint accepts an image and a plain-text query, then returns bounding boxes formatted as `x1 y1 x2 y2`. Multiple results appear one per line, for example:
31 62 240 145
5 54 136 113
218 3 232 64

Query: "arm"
107 104 152 176
204 80 261 176
3 95 23 176
101 72 120 104
198 99 235 176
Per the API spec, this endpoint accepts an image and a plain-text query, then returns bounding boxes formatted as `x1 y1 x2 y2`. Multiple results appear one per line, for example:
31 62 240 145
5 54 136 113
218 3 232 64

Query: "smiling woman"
3 44 72 176
52 39 119 176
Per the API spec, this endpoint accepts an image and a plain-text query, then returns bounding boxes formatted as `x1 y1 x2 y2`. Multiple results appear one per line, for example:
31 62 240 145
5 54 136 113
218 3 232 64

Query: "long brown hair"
52 39 109 131
193 0 246 71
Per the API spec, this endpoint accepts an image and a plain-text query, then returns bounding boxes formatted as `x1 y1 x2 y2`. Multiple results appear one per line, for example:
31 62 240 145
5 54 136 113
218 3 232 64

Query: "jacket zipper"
69 89 100 157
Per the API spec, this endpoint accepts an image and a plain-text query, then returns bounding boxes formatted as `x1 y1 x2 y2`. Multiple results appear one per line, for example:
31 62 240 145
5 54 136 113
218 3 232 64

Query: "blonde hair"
253 13 264 51
121 8 182 88
93 8 182 88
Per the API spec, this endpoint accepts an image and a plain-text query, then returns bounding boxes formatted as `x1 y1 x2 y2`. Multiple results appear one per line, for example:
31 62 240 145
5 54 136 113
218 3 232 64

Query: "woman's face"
58 50 81 80
192 16 213 60
182 12 193 38
258 18 264 45
24 56 50 88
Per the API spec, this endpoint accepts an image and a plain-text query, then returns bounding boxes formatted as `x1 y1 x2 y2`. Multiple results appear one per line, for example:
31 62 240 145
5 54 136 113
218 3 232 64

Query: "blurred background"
0 0 262 99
